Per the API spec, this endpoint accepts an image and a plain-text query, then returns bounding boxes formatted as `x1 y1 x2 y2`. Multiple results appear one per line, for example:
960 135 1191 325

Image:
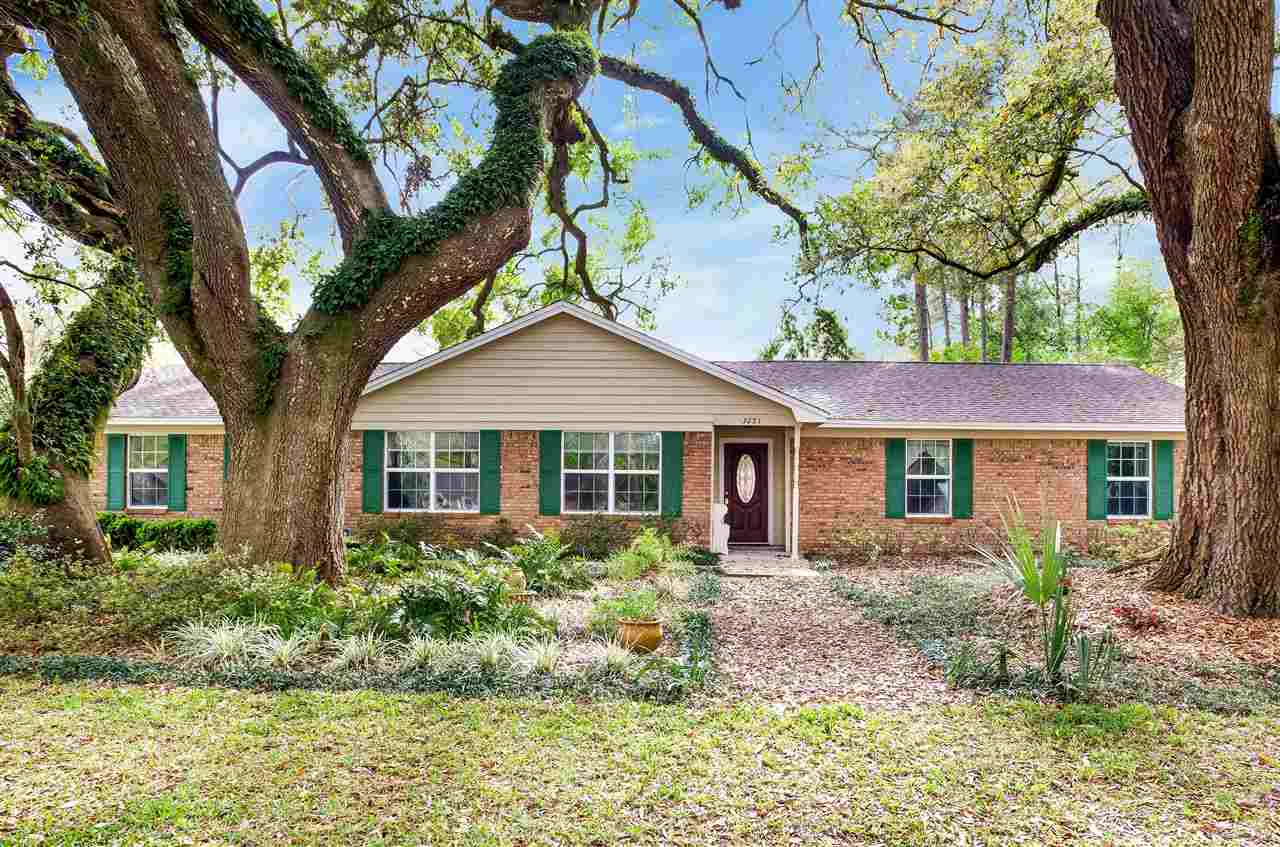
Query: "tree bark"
979 285 989 361
959 281 971 346
914 276 930 361
940 277 952 348
1001 272 1016 362
37 473 111 563
1100 0 1280 615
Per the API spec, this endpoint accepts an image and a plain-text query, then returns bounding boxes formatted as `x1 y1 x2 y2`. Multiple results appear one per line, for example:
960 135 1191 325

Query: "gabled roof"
715 360 1185 431
360 302 831 421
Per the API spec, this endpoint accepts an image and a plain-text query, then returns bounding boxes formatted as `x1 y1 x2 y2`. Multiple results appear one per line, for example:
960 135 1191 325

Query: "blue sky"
2 2 1160 364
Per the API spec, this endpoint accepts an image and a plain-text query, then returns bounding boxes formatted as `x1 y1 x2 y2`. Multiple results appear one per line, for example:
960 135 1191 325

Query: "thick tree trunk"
219 346 371 584
42 473 111 563
1146 295 1280 614
1100 0 1280 615
1001 273 1016 362
914 277 930 361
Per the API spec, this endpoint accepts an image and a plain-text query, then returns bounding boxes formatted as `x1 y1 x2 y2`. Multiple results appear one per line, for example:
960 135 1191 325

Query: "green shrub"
679 546 721 570
356 514 477 550
97 514 217 552
603 528 687 580
216 566 353 638
561 514 634 559
588 588 659 638
0 511 48 572
491 527 590 595
395 567 508 638
97 513 143 549
345 532 423 578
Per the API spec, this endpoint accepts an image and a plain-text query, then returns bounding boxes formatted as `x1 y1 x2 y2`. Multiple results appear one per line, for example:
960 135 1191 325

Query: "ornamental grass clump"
327 632 394 672
169 617 263 669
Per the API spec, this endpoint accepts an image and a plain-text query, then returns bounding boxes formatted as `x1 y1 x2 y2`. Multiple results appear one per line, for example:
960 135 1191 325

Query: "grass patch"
1 680 1277 845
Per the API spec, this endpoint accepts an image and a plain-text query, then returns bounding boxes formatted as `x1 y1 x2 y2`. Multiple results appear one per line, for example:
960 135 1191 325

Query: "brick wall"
797 436 1181 555
91 433 225 519
94 429 711 546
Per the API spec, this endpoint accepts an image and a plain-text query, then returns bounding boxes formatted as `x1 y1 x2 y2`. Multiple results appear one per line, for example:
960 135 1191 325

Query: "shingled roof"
108 302 1184 432
714 360 1185 429
110 362 413 421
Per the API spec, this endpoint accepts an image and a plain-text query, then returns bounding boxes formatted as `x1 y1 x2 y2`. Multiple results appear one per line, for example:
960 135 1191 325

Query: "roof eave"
818 420 1186 433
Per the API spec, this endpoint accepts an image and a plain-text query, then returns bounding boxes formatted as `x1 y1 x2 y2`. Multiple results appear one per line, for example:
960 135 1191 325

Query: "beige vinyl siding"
353 314 796 430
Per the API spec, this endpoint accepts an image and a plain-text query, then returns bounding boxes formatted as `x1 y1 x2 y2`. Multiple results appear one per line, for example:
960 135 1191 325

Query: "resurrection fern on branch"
310 31 597 314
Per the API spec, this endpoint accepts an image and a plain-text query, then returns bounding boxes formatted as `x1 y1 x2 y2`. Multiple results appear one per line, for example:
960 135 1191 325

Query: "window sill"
904 515 954 524
383 509 481 515
563 511 661 517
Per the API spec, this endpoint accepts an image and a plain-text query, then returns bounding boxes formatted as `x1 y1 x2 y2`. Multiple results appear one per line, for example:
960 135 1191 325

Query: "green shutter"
480 430 501 515
884 438 905 519
167 434 187 512
1154 440 1175 520
1086 440 1108 520
952 438 974 518
362 430 385 514
223 435 230 482
106 434 126 511
661 431 684 517
538 430 562 516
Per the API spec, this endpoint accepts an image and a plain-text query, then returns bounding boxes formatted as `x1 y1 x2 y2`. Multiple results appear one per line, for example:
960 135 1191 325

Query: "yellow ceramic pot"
617 618 663 653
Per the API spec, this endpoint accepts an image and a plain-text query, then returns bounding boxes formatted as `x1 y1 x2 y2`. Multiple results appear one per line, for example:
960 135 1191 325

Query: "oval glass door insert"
735 454 757 503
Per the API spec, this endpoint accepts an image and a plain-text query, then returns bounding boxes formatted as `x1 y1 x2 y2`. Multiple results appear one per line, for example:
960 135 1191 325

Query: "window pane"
128 470 168 507
906 477 949 515
1107 441 1150 479
435 431 479 469
907 440 950 477
1107 479 1149 517
614 431 660 471
564 432 609 471
615 473 659 513
128 435 167 471
388 431 431 469
434 471 479 512
564 472 608 512
388 470 431 510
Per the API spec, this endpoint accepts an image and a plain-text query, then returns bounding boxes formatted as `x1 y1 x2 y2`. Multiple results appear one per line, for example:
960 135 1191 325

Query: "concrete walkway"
718 547 822 578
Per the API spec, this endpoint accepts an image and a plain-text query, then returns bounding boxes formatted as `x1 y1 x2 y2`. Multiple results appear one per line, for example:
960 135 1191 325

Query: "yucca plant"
970 499 1072 683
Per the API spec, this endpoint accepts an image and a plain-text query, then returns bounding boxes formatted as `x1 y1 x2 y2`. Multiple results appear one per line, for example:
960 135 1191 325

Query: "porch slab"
719 548 821 578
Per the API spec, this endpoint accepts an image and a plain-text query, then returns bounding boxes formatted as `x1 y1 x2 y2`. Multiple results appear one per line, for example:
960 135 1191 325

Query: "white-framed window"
906 438 951 516
385 431 480 513
1106 440 1151 518
563 431 661 514
127 434 169 509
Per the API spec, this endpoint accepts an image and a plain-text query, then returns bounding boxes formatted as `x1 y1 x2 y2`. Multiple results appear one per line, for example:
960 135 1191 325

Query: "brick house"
95 302 1185 557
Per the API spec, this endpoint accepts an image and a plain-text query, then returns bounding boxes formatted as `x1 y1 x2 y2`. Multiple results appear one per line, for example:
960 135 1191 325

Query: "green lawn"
2 680 1277 845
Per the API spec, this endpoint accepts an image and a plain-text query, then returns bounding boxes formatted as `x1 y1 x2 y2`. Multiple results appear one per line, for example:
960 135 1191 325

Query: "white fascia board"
818 420 1185 433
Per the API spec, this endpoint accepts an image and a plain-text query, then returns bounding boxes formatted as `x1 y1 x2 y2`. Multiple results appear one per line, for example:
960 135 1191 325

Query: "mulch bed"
704 575 963 708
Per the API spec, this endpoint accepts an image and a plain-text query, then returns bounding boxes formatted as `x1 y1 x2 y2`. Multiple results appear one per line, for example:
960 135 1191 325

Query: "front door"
725 442 768 544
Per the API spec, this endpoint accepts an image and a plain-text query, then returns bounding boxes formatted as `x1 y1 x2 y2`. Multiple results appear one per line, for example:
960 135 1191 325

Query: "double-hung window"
127 434 169 508
386 431 480 512
1106 440 1151 518
905 438 951 516
563 431 660 514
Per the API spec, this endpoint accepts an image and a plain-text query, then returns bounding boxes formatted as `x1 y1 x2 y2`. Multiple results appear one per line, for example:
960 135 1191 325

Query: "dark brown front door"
725 442 768 544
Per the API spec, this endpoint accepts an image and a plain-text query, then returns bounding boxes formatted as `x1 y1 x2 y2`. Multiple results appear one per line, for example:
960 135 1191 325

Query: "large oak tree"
1099 0 1280 615
0 1 973 580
